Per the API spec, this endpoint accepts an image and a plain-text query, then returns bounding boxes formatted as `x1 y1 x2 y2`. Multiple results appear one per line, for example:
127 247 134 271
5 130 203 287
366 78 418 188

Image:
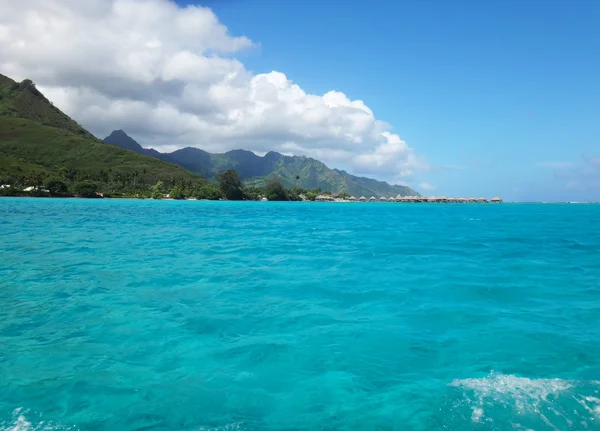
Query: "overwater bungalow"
329 194 499 204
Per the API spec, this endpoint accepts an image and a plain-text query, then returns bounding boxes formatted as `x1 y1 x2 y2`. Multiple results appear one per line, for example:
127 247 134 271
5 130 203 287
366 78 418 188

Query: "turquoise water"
1 198 600 431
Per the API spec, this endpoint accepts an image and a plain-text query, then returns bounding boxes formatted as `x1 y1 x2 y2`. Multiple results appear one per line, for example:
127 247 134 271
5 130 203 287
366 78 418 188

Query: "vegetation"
264 179 288 201
104 130 420 198
194 183 223 200
0 75 93 137
73 181 98 198
216 169 245 200
243 186 263 201
169 185 185 200
45 177 68 196
305 191 318 201
0 73 208 197
0 72 415 202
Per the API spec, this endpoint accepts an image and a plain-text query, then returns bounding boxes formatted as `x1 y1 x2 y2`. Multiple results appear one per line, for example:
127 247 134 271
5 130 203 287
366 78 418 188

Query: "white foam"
1 409 77 431
450 372 573 403
471 407 484 423
578 396 600 420
197 424 244 431
449 372 600 428
4 414 31 431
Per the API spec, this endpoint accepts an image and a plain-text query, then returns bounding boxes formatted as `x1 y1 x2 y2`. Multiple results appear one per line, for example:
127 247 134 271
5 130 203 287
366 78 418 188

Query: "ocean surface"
1 198 600 431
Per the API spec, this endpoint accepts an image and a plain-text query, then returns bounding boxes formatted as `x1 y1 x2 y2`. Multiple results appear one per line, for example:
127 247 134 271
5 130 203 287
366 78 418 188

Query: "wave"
1 409 246 431
446 372 600 429
0 409 77 431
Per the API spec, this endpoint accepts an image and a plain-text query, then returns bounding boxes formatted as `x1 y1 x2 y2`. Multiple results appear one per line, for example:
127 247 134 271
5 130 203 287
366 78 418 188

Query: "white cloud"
418 182 435 191
0 0 427 182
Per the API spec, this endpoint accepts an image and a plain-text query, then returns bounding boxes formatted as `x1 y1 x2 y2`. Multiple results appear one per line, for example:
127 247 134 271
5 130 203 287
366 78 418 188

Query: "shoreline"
1 196 598 204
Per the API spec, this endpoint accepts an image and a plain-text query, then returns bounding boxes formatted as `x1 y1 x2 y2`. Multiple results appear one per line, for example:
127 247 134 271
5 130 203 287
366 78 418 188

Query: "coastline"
1 195 598 204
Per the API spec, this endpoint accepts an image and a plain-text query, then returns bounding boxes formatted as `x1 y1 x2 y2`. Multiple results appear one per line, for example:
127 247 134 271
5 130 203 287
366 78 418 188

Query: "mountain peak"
104 130 144 152
264 151 283 160
107 129 129 137
0 75 93 137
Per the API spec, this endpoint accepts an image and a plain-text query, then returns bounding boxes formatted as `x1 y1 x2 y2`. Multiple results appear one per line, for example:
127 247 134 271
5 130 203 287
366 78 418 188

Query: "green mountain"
104 129 176 164
104 132 420 198
0 73 204 190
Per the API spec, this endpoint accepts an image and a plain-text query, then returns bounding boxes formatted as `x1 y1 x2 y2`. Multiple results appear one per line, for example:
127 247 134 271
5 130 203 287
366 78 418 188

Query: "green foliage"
243 186 263 201
0 74 92 137
195 183 222 200
264 179 288 201
338 192 350 199
216 169 244 200
45 177 68 196
0 73 208 197
0 186 17 196
73 181 97 198
152 181 165 193
108 128 420 198
305 191 318 201
286 187 304 201
169 185 186 200
151 190 164 200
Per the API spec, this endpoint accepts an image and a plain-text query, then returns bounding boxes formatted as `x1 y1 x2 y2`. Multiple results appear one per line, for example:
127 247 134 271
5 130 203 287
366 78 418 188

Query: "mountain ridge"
104 131 420 197
0 73 205 189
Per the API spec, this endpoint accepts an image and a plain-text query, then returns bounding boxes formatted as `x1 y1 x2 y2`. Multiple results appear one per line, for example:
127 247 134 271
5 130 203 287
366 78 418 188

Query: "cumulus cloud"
0 0 427 182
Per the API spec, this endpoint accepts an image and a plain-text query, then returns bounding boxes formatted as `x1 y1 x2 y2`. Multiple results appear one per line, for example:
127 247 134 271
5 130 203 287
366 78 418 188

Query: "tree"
195 183 222 200
243 186 263 201
169 185 186 200
152 180 165 193
264 179 288 201
45 177 68 196
27 171 45 188
217 170 244 200
295 175 300 188
73 181 97 198
338 192 350 200
286 187 304 201
305 191 318 201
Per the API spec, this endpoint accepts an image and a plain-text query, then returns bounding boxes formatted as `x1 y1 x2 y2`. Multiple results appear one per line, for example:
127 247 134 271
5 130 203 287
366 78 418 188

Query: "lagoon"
1 199 600 430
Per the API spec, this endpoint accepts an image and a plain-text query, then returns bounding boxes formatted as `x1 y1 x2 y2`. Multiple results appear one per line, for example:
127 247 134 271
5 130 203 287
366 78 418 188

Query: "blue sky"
4 0 597 201
179 0 600 201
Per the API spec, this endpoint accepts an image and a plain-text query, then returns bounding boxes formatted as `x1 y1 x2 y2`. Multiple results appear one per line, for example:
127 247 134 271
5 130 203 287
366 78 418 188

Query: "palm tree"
295 175 300 188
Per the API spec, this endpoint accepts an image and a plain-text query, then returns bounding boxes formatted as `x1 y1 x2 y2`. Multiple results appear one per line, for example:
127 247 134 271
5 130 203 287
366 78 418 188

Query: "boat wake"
444 372 600 429
0 409 77 431
1 408 246 431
